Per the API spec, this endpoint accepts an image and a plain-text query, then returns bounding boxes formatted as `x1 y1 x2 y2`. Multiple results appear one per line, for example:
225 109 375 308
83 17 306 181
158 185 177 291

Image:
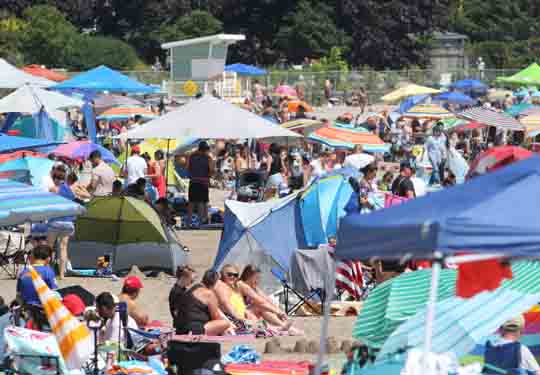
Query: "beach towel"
222 345 260 365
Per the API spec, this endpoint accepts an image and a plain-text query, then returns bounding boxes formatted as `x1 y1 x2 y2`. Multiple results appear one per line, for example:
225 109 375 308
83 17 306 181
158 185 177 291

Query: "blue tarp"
0 134 61 153
434 91 476 105
336 156 540 261
450 79 488 92
52 65 156 94
398 94 429 114
225 63 267 76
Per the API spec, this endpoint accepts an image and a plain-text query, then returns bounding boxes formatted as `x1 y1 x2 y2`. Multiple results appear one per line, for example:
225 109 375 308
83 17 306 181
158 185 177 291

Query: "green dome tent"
69 196 187 274
497 63 540 86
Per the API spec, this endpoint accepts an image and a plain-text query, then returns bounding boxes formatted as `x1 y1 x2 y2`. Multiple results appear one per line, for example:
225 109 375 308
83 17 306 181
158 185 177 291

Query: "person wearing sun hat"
483 315 540 374
118 275 149 328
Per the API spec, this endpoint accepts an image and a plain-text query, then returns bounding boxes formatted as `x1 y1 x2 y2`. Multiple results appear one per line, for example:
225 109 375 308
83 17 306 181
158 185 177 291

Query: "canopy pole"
423 252 442 374
315 259 336 375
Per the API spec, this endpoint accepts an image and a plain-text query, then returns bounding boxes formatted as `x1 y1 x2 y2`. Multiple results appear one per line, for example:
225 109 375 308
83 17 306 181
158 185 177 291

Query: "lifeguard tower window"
162 34 245 81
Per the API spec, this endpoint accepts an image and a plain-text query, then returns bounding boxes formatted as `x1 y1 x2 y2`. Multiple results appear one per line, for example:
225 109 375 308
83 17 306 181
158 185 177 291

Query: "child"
16 245 57 307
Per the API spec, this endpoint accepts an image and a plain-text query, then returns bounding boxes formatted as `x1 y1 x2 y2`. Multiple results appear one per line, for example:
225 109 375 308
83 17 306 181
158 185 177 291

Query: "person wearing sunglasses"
214 264 254 327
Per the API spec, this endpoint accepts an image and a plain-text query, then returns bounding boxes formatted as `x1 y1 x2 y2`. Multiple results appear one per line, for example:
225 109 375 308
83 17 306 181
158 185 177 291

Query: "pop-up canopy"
0 59 53 88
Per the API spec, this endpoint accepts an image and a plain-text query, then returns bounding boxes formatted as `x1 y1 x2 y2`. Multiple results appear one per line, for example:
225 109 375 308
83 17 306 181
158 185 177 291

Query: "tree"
68 35 142 71
275 0 350 64
156 9 223 43
21 5 79 67
0 17 27 65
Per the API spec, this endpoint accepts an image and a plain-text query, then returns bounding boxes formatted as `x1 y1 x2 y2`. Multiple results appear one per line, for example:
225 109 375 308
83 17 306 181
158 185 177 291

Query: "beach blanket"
222 345 260 365
225 360 313 375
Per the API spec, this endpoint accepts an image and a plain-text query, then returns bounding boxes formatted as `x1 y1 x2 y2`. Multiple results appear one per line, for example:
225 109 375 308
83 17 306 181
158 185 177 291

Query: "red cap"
124 275 143 289
131 145 141 153
63 294 86 316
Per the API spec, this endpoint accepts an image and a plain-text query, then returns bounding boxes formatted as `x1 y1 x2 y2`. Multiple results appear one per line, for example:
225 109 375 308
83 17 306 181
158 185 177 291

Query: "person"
296 105 307 119
391 162 415 198
17 245 57 306
357 163 378 212
215 264 251 325
47 165 77 279
238 265 299 333
123 145 147 186
169 265 197 321
410 167 427 197
483 316 540 374
503 93 514 110
425 125 447 186
154 197 175 226
324 79 333 106
358 87 368 114
344 145 375 170
174 270 233 336
41 163 62 192
96 292 139 345
125 178 149 202
144 152 163 199
378 171 394 192
88 150 116 197
154 150 167 198
265 143 287 194
234 144 249 189
187 141 215 226
118 276 149 328
309 152 329 181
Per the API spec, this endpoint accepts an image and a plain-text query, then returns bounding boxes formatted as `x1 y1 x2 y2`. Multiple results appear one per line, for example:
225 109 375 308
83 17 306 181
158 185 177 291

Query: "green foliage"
68 36 142 71
311 47 349 73
155 10 223 44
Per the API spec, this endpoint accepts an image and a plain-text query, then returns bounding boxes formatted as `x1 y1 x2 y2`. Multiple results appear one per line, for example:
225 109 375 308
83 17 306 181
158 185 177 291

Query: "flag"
456 259 513 298
29 267 92 370
325 244 365 300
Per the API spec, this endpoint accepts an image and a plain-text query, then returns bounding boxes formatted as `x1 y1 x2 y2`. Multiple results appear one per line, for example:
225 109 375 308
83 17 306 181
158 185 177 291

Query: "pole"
315 259 336 375
423 252 442 374
165 139 171 187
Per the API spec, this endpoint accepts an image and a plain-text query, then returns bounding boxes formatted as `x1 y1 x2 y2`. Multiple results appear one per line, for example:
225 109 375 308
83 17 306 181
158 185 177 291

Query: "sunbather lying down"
214 264 303 336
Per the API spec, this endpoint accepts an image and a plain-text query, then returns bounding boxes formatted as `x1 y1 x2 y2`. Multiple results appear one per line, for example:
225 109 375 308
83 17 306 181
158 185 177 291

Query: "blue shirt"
49 183 76 223
17 265 57 306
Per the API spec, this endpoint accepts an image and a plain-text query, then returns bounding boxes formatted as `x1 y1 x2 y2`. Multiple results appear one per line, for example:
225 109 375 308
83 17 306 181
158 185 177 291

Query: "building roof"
161 34 246 50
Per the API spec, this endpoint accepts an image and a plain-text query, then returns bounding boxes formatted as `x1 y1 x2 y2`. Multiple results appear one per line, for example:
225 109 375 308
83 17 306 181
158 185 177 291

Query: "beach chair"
271 267 325 316
0 229 27 279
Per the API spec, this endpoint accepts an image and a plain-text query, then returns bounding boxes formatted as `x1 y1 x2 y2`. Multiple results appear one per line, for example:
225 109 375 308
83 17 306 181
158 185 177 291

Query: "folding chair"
271 267 325 316
0 230 27 279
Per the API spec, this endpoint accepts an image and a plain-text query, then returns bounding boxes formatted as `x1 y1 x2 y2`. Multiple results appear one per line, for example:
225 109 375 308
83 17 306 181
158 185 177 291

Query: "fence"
65 68 522 103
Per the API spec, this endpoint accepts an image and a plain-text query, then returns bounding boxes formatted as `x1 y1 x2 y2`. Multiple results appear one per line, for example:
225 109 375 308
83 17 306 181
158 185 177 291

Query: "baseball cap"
198 141 210 151
63 294 86 316
502 315 525 332
124 275 144 289
131 145 141 153
400 161 412 171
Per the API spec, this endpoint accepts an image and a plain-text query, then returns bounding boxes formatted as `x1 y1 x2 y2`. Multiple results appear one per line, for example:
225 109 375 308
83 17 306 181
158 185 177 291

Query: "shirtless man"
118 276 149 328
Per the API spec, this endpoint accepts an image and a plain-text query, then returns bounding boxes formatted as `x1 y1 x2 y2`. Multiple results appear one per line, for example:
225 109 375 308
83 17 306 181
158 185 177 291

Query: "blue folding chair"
271 267 325 315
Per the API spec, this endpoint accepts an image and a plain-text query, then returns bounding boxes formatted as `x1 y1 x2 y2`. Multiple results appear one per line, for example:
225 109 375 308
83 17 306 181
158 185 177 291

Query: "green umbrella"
440 117 468 131
353 261 540 349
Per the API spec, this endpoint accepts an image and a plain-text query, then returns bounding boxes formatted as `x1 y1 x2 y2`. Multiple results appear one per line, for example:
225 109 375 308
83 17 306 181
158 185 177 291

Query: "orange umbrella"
96 106 158 120
22 65 68 82
288 100 313 113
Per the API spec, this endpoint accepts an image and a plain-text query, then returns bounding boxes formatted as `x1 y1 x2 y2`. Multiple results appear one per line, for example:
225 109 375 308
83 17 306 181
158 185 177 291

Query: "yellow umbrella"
381 84 441 103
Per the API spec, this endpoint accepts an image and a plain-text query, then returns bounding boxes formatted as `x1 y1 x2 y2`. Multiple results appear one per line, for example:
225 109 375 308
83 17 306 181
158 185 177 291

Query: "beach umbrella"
96 105 158 121
458 107 524 131
274 85 298 98
281 119 324 132
307 125 390 153
433 92 476 106
467 145 533 177
505 103 534 117
520 106 540 117
520 115 540 129
287 100 313 113
378 288 540 361
381 84 441 103
57 286 95 307
93 94 143 113
0 84 83 114
22 65 68 82
453 121 487 132
224 63 267 76
401 104 454 119
52 140 120 165
0 151 54 186
398 94 429 114
450 79 488 92
439 117 468 131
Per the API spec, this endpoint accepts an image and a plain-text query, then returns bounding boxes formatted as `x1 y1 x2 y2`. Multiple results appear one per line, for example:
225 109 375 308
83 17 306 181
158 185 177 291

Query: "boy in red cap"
118 276 149 328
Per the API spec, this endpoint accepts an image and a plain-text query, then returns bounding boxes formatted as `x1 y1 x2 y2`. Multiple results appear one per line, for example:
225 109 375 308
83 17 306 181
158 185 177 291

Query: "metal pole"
165 139 171 187
315 259 336 375
423 253 442 374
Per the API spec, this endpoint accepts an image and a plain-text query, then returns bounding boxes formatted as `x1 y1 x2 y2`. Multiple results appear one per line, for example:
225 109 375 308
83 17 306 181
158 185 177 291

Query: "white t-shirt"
411 176 427 197
91 161 116 196
40 174 55 192
344 153 375 170
310 159 325 177
125 155 147 185
100 311 140 345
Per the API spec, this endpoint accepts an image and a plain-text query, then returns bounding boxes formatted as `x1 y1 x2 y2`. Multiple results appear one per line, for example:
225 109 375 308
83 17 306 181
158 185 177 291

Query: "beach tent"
22 65 68 82
300 171 355 247
0 134 61 153
120 96 301 139
0 59 53 88
225 63 267 76
53 65 156 94
214 194 307 291
497 63 540 86
0 179 84 226
70 196 187 273
336 155 540 260
8 115 67 142
0 85 83 114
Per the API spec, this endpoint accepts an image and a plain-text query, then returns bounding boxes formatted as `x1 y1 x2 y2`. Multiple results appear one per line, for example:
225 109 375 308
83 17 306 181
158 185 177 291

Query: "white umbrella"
0 85 83 114
120 96 302 140
0 59 53 88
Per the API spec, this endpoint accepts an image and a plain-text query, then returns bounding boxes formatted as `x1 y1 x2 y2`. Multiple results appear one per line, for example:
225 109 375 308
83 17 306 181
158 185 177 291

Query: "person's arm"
127 300 149 328
405 180 415 199
520 345 540 374
238 282 283 317
87 172 98 192
266 154 272 175
208 155 216 176
206 291 226 322
214 281 244 321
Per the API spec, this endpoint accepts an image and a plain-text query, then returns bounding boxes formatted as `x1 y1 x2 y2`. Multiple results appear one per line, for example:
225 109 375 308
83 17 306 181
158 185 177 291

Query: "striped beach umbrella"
467 145 533 177
521 115 540 128
401 104 454 119
520 106 540 117
281 119 324 132
307 126 390 153
353 261 540 351
29 266 92 369
458 107 524 130
378 288 540 360
96 105 158 121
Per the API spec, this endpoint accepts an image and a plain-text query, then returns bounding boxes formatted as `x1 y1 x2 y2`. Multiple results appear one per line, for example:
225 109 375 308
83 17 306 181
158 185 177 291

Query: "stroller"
236 170 266 202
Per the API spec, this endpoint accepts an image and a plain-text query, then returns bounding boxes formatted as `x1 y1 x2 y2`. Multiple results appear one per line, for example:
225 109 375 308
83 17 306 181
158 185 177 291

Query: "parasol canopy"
96 105 157 121
400 104 454 119
467 145 533 177
0 84 83 114
433 91 476 106
93 94 143 113
458 107 524 130
307 126 389 153
450 79 488 92
381 84 441 103
274 85 298 98
497 63 540 86
52 141 120 165
0 151 53 187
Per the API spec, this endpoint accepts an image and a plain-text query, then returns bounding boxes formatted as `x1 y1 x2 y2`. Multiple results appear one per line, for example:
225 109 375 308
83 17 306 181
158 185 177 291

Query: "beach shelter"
0 179 84 226
307 125 390 153
52 65 156 94
214 194 306 291
70 196 187 273
0 85 83 114
0 134 61 153
22 65 68 82
450 79 488 93
0 151 54 186
96 106 158 121
497 63 540 86
458 107 524 130
505 103 535 117
120 96 301 139
398 94 429 114
8 114 67 142
467 145 533 177
381 84 441 103
0 59 53 88
433 92 476 106
225 63 267 76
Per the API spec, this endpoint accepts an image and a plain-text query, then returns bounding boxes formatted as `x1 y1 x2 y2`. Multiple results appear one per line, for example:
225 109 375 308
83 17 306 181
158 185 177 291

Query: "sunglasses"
226 272 239 278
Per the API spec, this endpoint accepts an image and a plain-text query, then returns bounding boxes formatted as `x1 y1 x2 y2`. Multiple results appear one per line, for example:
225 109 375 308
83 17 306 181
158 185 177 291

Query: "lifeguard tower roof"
161 34 246 81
